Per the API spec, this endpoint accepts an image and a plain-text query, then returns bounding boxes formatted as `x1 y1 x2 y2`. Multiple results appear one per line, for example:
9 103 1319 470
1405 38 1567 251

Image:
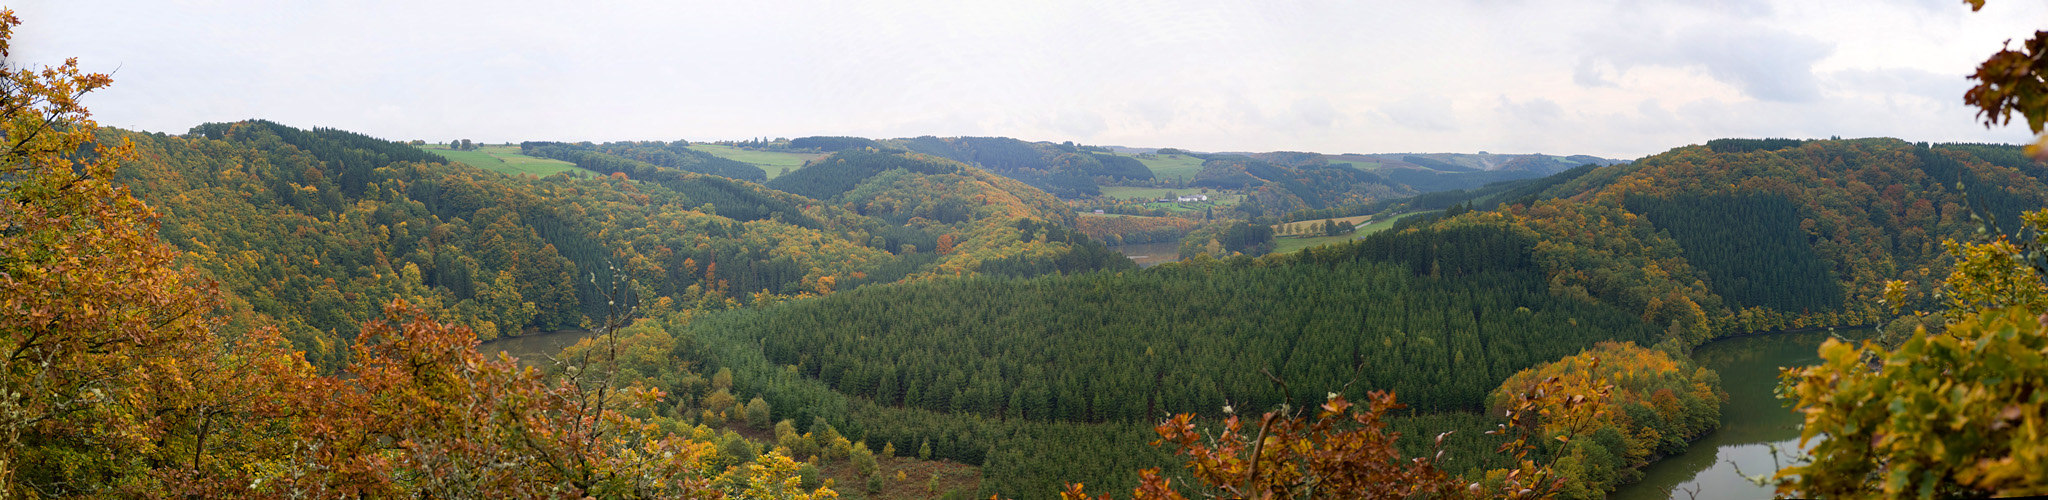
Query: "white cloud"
8 0 2047 159
1830 67 1961 102
1579 20 1834 102
1498 96 1564 125
1379 97 1460 133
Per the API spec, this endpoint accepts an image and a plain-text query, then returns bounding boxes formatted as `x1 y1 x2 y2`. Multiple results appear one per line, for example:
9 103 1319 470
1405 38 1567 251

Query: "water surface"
1611 329 1870 500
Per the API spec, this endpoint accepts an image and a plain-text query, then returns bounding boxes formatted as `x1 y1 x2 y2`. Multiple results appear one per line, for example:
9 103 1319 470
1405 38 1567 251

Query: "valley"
1609 329 1875 500
11 3 2048 497
72 118 2048 498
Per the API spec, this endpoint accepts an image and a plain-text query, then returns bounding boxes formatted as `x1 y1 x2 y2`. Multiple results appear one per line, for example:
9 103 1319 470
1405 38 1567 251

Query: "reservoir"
1611 328 1871 500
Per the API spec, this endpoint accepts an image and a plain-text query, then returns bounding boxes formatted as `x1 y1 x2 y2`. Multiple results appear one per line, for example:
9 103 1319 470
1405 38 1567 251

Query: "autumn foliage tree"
1766 4 2048 495
0 11 807 497
1965 0 2048 159
0 9 247 493
245 300 727 498
1062 389 1573 499
1772 211 2048 497
1488 342 1722 499
1770 209 2048 497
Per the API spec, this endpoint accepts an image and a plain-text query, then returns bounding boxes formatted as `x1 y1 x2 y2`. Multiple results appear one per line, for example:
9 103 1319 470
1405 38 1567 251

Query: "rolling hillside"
1448 138 2048 338
423 144 594 177
644 136 2048 496
116 121 1131 371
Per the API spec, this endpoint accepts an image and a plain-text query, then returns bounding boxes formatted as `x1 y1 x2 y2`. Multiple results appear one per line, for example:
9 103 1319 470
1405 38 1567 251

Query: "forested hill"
662 220 1662 495
716 135 1629 204
1437 138 2048 339
771 148 1126 276
630 137 2043 495
110 120 1127 370
888 136 1153 198
1321 151 1627 194
1189 154 1414 216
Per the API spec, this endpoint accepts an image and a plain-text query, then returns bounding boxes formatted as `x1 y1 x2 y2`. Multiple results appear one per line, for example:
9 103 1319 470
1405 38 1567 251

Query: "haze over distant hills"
675 135 1631 220
55 113 2048 497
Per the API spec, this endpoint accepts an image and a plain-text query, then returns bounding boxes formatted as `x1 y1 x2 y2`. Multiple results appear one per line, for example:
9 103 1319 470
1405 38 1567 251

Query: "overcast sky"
12 0 2046 159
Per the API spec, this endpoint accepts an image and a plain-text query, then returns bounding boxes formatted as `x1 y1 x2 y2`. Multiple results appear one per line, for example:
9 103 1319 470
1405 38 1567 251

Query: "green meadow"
1270 211 1435 254
1273 215 1374 235
1126 153 1206 181
686 144 821 180
1096 186 1242 213
426 145 594 177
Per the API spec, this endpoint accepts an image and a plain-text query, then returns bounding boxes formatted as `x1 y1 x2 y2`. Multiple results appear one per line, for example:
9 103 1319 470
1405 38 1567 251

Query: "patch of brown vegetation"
818 455 982 499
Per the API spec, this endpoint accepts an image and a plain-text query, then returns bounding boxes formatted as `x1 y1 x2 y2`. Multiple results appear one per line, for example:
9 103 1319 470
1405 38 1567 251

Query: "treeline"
1279 203 1386 224
1398 163 1604 213
592 140 767 181
1277 218 1356 237
519 140 821 232
1705 137 1808 153
894 136 1152 198
522 140 774 189
767 148 971 200
763 148 1131 277
1177 219 1275 257
1402 154 1478 172
1538 138 2048 334
788 135 884 152
1074 214 1202 246
1189 155 1409 217
1379 167 1551 195
1490 342 1723 499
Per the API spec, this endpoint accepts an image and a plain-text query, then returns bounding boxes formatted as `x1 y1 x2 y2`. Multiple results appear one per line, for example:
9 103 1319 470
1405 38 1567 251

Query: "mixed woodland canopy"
11 2 2048 496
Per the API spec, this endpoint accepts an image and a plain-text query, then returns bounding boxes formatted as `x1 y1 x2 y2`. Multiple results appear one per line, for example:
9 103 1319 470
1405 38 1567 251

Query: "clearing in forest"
428 144 595 177
687 144 822 180
1125 152 1206 180
1271 211 1434 254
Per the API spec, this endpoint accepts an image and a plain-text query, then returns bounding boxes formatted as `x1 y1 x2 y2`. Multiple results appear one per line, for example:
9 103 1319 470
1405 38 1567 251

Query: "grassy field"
1273 215 1374 235
1271 211 1435 254
818 456 982 500
1125 153 1207 181
1095 186 1242 214
686 144 821 180
426 145 594 177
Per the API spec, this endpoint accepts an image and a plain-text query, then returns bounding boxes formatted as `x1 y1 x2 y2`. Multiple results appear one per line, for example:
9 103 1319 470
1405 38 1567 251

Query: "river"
1610 328 1872 500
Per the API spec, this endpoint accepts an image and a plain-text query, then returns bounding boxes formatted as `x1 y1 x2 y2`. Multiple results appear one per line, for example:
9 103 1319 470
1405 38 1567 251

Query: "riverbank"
1704 323 1875 342
1611 328 1875 500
